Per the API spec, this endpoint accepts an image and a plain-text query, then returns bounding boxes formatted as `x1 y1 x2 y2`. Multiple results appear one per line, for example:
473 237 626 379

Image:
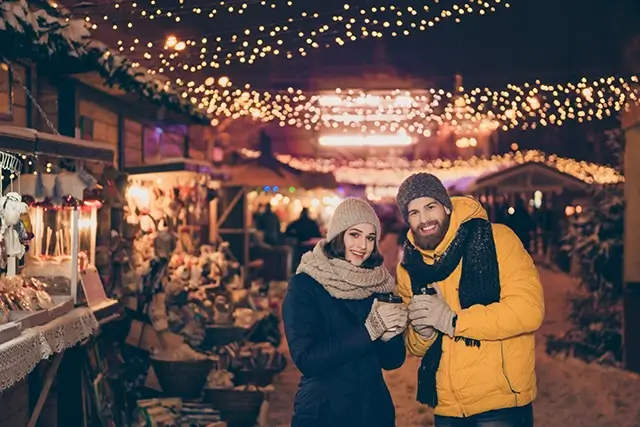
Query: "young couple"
282 173 545 427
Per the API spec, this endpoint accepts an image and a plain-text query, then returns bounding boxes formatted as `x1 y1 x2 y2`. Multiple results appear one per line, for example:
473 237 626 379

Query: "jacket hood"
407 196 488 261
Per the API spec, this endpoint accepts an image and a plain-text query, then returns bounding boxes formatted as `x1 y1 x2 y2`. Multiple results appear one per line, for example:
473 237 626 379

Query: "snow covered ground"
268 260 640 427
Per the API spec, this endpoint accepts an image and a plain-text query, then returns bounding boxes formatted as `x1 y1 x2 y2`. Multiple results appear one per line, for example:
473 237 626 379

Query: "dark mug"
373 292 403 304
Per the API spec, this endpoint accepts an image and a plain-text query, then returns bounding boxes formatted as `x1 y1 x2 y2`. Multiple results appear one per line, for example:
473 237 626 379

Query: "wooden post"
622 36 640 373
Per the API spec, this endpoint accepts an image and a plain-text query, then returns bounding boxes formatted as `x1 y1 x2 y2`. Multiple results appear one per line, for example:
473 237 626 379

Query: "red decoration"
61 195 81 208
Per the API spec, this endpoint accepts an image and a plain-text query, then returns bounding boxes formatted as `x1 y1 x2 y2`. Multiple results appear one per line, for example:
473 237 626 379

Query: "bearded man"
395 173 544 427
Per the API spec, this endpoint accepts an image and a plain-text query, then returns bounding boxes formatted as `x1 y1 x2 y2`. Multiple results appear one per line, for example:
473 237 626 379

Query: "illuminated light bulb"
165 36 178 48
318 132 413 147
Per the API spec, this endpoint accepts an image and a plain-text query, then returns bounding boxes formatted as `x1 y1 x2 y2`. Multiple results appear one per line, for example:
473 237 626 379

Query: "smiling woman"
282 197 407 427
324 224 384 269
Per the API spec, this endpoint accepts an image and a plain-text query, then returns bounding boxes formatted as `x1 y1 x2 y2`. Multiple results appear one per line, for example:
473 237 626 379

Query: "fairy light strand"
241 149 624 187
83 0 510 69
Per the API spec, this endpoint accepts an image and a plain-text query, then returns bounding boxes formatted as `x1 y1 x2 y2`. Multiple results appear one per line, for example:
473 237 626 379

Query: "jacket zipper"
449 338 466 417
500 341 519 406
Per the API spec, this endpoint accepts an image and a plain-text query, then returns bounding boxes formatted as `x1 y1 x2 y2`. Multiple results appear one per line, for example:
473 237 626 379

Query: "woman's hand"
365 299 408 341
380 305 408 342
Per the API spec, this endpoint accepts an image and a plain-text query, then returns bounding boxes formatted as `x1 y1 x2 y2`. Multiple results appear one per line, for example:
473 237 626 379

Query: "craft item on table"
135 399 225 427
0 192 29 273
150 292 169 332
230 342 286 373
0 295 9 324
225 274 242 291
212 294 234 326
247 313 282 348
22 254 73 295
205 370 235 389
0 275 54 312
233 308 256 329
14 214 33 251
167 303 207 347
152 343 210 362
154 227 177 260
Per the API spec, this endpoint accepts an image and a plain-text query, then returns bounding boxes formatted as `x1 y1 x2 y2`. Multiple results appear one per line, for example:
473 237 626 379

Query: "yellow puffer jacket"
397 196 544 418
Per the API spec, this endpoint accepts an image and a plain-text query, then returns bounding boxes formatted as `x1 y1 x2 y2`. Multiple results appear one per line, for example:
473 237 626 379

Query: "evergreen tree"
546 128 625 365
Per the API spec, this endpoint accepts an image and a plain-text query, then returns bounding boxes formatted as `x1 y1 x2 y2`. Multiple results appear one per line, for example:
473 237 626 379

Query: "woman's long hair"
323 230 384 269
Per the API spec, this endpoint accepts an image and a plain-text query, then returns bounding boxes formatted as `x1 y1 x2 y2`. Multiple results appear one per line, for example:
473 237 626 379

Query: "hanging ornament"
22 194 35 206
18 211 34 239
61 194 81 208
0 192 29 272
33 197 54 209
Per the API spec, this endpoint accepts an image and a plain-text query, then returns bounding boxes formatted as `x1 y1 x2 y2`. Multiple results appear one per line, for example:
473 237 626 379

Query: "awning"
0 126 115 163
221 157 337 190
467 162 590 193
125 157 219 176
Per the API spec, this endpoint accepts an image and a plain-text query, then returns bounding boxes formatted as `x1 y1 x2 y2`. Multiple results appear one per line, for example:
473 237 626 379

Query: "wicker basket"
231 369 277 387
203 388 264 427
150 357 214 399
201 325 249 349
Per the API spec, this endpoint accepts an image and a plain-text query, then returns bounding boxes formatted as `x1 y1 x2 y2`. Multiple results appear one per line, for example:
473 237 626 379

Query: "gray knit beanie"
396 173 452 224
326 198 381 243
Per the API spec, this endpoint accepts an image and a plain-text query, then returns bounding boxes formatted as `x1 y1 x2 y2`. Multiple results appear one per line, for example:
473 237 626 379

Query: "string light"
242 149 624 187
83 0 510 69
178 75 639 135
45 0 638 135
449 75 640 131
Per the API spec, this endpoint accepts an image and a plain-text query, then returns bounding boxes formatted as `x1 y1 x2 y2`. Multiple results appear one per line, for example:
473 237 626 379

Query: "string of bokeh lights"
49 1 639 134
240 148 624 187
79 0 510 69
170 75 639 136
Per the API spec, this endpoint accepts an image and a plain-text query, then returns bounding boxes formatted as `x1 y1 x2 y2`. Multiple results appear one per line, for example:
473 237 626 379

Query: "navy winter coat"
282 272 406 427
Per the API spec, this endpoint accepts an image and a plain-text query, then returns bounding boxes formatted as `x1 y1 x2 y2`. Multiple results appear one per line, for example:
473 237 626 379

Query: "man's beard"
411 215 451 251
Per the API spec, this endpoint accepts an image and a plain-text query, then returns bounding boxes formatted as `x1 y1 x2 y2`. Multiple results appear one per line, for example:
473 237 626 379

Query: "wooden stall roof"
0 126 115 163
467 161 590 193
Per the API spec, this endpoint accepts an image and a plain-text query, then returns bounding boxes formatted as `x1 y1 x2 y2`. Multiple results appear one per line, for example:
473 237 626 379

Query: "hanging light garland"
242 148 624 187
176 75 639 135
40 1 639 133
82 0 510 69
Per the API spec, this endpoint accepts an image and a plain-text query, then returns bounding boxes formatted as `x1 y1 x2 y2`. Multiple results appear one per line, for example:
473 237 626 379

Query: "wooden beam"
27 352 64 427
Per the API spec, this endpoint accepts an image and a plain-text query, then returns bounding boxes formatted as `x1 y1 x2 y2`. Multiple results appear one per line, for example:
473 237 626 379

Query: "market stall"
218 140 336 282
118 214 286 427
0 146 124 427
113 155 288 426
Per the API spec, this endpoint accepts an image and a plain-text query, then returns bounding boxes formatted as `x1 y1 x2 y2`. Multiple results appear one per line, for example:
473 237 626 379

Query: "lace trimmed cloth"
0 328 52 392
0 307 99 393
36 307 99 354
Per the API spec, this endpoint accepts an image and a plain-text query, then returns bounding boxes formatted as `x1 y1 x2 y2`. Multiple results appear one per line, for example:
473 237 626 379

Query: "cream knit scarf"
297 240 395 300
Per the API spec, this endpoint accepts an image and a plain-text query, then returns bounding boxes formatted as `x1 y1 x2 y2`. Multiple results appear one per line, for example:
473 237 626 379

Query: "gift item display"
17 169 102 301
135 398 227 427
125 172 214 245
150 242 244 347
118 169 288 427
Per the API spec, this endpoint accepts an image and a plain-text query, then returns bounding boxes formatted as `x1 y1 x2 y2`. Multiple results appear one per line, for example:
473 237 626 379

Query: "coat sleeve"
396 263 438 356
375 334 406 370
282 276 374 377
454 224 545 341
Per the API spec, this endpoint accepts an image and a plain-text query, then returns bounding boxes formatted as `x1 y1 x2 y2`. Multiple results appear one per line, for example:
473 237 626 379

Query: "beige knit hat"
326 198 381 243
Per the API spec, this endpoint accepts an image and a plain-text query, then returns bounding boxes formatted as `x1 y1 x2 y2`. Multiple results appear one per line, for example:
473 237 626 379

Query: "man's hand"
380 305 409 341
408 294 456 338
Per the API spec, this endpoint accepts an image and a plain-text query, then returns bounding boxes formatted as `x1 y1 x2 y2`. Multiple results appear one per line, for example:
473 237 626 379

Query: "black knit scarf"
400 218 501 407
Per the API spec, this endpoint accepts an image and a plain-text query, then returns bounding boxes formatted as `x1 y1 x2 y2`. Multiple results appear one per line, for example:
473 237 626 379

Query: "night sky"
77 0 640 162
386 0 640 88
254 0 640 89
